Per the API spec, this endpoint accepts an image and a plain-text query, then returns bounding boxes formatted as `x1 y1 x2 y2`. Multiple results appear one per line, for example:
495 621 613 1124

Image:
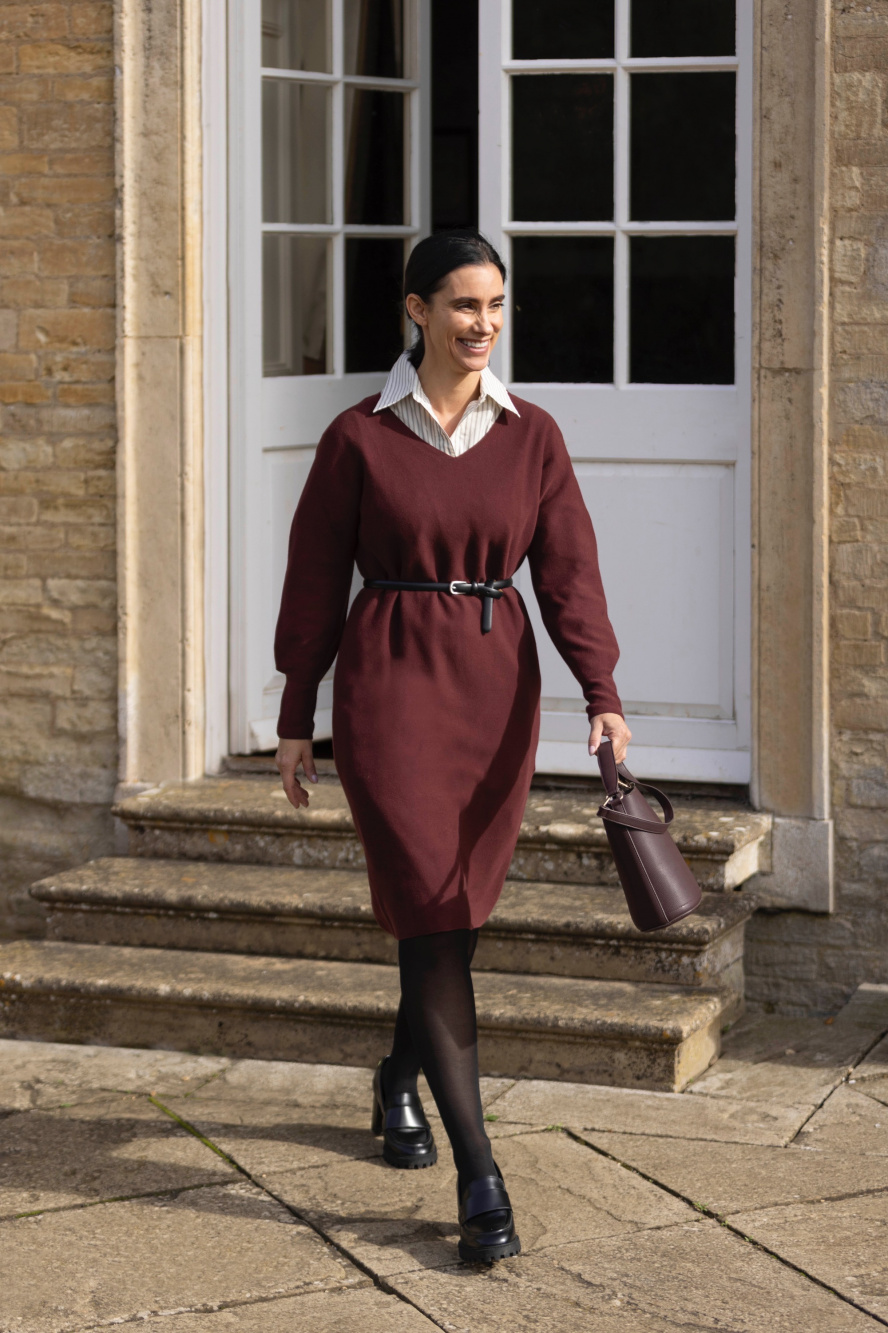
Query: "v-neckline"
379 404 509 461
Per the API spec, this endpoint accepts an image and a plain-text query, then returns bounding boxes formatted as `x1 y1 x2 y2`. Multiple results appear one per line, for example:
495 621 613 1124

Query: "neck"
415 352 482 436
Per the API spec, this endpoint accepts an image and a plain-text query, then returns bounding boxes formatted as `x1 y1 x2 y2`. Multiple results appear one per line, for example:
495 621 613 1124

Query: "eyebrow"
447 294 506 304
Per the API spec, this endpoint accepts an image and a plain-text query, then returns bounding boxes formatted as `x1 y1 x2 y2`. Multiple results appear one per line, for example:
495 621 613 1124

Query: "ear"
405 292 427 326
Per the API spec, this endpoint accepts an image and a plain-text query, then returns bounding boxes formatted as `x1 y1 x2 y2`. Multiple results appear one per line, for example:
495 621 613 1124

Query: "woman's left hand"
589 713 632 765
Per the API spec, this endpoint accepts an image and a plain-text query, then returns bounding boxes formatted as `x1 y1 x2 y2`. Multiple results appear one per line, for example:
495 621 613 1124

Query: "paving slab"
392 1220 880 1332
0 1037 230 1112
483 1076 807 1144
688 989 888 1110
732 1191 888 1321
1 1181 362 1333
170 1055 511 1114
794 1084 888 1155
136 1286 437 1331
857 1075 888 1108
258 1130 692 1276
0 1093 236 1218
580 1130 888 1214
160 1064 515 1176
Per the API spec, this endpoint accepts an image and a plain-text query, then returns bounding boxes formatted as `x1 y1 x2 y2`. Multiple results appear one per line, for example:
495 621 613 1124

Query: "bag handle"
596 739 675 834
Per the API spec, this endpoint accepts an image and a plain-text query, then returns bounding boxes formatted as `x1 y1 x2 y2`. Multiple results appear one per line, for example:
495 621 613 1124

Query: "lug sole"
458 1234 522 1264
382 1141 438 1169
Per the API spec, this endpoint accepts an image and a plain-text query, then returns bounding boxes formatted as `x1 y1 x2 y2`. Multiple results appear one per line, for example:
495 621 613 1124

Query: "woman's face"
407 263 505 376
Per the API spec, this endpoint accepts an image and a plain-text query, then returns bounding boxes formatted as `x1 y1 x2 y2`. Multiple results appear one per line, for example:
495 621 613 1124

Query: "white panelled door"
479 0 751 781
230 0 429 753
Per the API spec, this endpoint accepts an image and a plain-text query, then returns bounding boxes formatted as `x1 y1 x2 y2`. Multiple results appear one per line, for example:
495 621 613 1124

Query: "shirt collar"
374 350 520 417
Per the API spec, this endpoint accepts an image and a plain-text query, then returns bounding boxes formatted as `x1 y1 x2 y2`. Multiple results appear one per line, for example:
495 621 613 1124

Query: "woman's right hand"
275 738 317 809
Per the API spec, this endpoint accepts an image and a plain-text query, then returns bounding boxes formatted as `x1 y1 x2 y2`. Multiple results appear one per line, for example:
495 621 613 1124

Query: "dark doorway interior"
431 0 478 231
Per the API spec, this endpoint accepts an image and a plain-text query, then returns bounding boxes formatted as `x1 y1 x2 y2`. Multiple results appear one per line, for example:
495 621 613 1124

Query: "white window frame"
479 0 754 783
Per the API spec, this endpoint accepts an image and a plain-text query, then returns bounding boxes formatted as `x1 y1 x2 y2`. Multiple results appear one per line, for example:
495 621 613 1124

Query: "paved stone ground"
3 989 888 1331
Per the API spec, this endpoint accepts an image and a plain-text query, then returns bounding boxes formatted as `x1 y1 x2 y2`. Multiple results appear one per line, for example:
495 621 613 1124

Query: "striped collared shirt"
374 350 520 457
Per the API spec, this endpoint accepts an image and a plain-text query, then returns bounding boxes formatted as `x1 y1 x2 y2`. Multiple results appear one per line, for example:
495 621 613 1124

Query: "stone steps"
0 939 731 1092
113 776 771 892
31 857 750 1001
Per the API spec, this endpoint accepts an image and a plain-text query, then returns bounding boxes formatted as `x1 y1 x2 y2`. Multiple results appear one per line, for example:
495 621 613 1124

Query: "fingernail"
310 774 318 783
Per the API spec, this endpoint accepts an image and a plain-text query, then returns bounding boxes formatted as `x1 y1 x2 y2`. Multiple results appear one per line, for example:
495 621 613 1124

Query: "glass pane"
262 79 331 224
631 73 734 221
346 238 405 372
513 0 613 59
344 0 404 77
263 234 330 377
432 0 478 230
630 237 734 384
262 0 330 72
632 0 735 57
512 76 613 222
512 237 614 383
345 89 406 224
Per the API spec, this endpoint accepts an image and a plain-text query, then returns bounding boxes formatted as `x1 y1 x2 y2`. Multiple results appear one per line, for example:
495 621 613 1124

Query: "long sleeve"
527 424 623 721
274 423 363 738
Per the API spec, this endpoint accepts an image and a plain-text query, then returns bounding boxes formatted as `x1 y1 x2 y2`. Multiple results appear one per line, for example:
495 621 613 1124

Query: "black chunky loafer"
371 1057 438 1169
457 1164 521 1264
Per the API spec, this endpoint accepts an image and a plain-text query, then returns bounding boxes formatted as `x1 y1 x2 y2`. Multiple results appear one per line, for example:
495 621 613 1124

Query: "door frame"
478 0 754 784
190 0 832 905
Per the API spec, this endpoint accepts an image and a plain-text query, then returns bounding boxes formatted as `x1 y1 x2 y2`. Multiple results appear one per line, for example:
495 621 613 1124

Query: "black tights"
384 927 495 1187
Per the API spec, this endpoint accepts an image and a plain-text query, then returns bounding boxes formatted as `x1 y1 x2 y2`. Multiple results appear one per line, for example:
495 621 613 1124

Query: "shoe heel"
371 1094 383 1136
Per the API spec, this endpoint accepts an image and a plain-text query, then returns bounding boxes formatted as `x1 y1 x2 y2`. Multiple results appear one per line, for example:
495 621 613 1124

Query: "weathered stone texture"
0 3 117 938
747 3 888 1012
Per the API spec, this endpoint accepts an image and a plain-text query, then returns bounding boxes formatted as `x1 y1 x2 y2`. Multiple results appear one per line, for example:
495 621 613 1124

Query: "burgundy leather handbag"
596 739 702 932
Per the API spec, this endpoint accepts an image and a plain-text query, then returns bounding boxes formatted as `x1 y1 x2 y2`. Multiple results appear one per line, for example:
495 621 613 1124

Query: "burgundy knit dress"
275 395 622 940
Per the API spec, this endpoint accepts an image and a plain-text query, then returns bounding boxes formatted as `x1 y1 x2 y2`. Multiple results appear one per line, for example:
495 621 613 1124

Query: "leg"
385 928 480 1097
397 927 493 1186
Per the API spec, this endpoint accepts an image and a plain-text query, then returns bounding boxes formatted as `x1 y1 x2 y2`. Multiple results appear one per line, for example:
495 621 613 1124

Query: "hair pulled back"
403 229 506 369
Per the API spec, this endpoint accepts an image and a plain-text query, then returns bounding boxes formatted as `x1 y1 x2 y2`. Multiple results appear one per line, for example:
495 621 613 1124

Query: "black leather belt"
363 577 514 635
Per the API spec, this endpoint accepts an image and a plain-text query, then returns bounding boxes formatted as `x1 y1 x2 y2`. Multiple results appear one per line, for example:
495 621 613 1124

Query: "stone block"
49 151 112 175
393 1219 879 1333
834 238 868 283
54 74 115 103
0 577 42 605
53 202 115 237
37 236 114 275
0 381 51 405
0 204 53 237
68 276 115 308
835 71 886 140
0 106 18 152
0 153 49 175
53 697 116 733
69 5 114 40
3 1183 363 1331
0 665 71 697
0 1093 237 1215
732 1192 888 1321
583 1131 888 1216
0 352 37 380
19 42 111 74
0 242 35 275
0 6 69 41
144 1288 439 1333
45 576 115 607
21 102 113 152
43 351 115 382
18 306 115 351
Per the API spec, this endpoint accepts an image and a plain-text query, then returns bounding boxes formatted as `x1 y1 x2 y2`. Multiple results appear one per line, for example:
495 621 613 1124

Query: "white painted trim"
203 0 230 774
536 741 751 784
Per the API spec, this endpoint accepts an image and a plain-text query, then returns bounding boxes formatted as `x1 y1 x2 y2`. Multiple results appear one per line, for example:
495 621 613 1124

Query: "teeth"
460 340 487 348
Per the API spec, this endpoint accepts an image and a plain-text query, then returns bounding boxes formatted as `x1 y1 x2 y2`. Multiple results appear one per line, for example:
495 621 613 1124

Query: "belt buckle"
449 580 469 595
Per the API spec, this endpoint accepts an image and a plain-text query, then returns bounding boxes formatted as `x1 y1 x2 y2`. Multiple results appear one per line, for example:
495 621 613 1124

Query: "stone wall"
0 2 117 936
746 0 888 1013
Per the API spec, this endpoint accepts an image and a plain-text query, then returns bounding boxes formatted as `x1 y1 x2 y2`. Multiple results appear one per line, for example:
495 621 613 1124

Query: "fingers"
588 717 604 755
590 713 632 765
275 738 314 810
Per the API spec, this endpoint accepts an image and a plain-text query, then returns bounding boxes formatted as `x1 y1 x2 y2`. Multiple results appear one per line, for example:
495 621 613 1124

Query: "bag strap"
596 741 675 834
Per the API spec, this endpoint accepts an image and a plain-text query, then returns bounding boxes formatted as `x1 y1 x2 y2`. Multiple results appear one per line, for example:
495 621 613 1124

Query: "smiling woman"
273 228 628 1264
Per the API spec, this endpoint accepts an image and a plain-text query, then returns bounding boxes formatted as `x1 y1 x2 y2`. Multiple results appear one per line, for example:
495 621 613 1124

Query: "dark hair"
403 229 507 368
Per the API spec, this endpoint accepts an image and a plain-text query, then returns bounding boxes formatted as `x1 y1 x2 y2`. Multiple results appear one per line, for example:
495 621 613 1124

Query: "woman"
275 230 630 1264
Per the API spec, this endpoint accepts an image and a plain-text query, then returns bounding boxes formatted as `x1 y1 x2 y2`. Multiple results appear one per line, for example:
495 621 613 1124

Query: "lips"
458 339 489 350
